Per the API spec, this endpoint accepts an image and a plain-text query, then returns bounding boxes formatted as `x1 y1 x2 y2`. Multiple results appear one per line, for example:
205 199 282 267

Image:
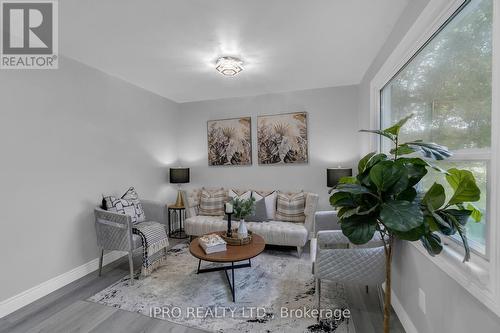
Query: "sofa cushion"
121 187 146 223
185 215 231 236
185 188 202 217
275 191 306 223
199 188 227 216
184 216 308 247
229 189 251 200
252 190 277 220
247 221 308 247
245 198 268 222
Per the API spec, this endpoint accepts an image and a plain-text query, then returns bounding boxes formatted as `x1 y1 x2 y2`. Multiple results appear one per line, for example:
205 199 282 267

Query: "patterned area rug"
89 243 354 333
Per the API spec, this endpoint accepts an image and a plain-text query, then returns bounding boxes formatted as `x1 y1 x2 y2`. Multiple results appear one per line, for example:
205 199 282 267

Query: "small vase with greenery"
231 196 256 220
231 197 256 238
329 114 482 333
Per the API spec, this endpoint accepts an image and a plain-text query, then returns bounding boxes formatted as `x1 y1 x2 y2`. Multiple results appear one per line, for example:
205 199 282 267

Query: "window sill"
410 241 500 317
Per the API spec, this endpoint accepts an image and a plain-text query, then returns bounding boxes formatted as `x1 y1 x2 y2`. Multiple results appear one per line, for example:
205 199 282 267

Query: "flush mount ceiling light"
215 56 244 76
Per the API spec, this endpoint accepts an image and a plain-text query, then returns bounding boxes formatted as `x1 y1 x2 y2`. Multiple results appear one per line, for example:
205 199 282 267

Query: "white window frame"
369 0 500 316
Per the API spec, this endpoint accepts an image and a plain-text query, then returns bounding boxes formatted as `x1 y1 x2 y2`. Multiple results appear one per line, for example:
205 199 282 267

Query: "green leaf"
340 215 377 245
456 223 471 262
369 161 406 192
442 209 472 226
391 169 409 195
338 176 357 184
358 153 388 174
390 144 416 156
423 183 446 210
392 225 425 241
420 233 443 256
446 168 480 205
337 207 359 219
400 140 452 160
355 204 380 216
446 168 472 190
330 192 355 208
384 113 414 136
395 157 428 186
396 187 417 202
358 152 376 174
426 162 449 174
424 216 440 232
380 200 424 232
433 212 455 235
359 129 395 142
467 203 483 222
438 209 471 262
335 183 373 195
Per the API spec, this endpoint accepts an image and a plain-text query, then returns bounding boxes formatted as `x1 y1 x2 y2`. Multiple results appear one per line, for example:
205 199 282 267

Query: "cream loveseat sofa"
182 189 319 256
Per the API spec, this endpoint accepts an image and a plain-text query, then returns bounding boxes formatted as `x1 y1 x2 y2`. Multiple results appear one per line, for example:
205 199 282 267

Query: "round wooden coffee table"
189 231 265 302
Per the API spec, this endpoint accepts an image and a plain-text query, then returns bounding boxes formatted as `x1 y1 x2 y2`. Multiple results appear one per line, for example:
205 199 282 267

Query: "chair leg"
98 248 104 277
376 285 385 313
297 246 303 258
315 278 321 321
128 250 134 285
366 285 369 294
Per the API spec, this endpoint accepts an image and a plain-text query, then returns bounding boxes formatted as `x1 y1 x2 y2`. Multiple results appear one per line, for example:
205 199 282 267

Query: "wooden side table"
167 205 187 239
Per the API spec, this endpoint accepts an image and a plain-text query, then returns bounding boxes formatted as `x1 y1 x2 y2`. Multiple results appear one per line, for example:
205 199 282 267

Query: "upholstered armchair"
313 230 386 314
94 200 168 284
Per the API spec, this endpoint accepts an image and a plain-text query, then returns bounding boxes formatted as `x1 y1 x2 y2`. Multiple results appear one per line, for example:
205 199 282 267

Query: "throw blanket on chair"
133 221 169 276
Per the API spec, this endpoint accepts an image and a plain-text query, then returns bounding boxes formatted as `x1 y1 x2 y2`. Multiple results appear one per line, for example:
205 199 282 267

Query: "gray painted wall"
359 0 500 331
177 86 360 210
0 57 179 301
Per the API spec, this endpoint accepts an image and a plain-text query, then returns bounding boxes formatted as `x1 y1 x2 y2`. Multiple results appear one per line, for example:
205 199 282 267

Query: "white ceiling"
61 0 409 103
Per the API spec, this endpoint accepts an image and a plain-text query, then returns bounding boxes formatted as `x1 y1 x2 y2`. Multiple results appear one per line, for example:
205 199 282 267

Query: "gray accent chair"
313 230 386 316
94 200 168 284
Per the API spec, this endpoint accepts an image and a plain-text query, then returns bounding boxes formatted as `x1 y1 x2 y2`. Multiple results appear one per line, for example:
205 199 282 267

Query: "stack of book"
198 234 227 254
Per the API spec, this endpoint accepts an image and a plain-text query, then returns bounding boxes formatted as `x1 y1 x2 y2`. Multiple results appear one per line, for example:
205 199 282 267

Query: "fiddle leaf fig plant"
330 113 482 333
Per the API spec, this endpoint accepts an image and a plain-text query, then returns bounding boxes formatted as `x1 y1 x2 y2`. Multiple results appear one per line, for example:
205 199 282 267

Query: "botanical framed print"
257 112 308 164
207 117 252 166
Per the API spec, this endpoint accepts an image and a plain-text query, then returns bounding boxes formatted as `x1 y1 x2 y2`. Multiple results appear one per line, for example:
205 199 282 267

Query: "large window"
380 0 492 255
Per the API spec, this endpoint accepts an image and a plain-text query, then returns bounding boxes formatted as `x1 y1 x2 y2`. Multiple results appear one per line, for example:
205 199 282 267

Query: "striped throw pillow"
198 188 227 216
275 191 306 223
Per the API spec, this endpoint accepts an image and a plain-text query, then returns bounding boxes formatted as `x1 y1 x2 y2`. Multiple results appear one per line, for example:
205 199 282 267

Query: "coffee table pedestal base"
196 259 252 302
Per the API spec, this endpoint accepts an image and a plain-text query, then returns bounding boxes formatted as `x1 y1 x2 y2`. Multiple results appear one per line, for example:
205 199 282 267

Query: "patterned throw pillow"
103 196 139 223
121 187 146 223
275 191 306 223
229 189 252 201
198 188 227 216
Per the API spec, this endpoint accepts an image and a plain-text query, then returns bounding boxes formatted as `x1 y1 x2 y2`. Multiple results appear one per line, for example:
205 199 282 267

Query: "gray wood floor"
0 240 405 333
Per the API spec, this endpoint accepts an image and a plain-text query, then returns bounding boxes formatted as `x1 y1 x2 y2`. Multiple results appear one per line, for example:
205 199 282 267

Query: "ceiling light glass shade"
216 56 243 76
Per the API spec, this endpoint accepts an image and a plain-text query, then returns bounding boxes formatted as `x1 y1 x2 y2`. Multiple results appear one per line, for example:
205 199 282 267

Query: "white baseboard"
0 251 126 319
390 288 419 333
